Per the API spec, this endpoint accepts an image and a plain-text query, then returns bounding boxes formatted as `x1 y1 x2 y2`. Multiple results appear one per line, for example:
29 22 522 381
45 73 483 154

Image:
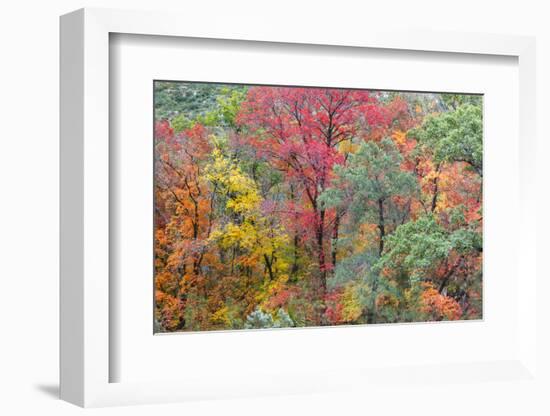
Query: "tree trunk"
316 209 327 324
331 212 340 270
377 198 386 256
289 184 299 277
291 233 299 276
431 163 442 213
317 209 327 294
263 253 275 281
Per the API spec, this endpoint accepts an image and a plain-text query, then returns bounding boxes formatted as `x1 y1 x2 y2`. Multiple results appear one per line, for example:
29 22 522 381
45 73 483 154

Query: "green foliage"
274 309 295 328
410 104 483 175
171 113 194 133
216 87 248 127
154 81 247 126
244 307 295 329
449 228 482 254
154 82 221 119
376 215 451 283
244 307 274 329
329 250 379 289
321 138 417 226
440 93 482 111
377 214 482 284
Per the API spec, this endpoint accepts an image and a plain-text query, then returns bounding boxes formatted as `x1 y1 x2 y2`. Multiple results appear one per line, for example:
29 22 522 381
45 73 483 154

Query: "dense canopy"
154 83 483 332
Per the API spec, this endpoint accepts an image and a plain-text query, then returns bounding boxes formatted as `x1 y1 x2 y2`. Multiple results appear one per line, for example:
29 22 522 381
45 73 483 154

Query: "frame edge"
59 8 85 407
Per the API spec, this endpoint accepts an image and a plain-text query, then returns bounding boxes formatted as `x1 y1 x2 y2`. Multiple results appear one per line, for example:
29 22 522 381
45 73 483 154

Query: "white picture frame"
60 7 539 408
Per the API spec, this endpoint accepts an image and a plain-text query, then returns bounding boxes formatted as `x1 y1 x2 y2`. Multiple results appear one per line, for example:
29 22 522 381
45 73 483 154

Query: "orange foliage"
420 284 462 321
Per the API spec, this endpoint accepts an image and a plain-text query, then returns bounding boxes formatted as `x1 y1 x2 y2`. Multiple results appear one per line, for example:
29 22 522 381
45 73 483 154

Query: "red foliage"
237 87 399 291
264 287 301 311
324 290 345 324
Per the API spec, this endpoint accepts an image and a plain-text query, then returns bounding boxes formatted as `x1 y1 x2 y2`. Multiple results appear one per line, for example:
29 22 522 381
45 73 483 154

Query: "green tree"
244 307 294 329
440 93 482 111
410 104 483 176
321 137 418 256
376 213 482 291
320 138 417 323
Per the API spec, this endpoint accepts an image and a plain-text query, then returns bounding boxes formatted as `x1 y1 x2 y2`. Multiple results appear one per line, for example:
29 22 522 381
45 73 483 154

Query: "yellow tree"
205 148 290 284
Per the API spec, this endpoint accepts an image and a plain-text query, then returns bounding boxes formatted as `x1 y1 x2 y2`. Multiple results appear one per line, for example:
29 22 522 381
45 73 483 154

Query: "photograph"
154 82 483 332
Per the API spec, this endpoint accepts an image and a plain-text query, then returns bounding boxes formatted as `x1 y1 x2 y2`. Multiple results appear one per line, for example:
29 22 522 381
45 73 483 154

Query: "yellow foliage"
210 305 232 327
338 140 358 155
206 147 290 278
257 273 291 310
340 284 364 323
213 222 258 251
205 148 260 215
392 130 407 145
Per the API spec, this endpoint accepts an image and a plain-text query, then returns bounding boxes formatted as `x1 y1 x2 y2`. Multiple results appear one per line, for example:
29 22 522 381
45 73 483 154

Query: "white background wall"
0 1 547 414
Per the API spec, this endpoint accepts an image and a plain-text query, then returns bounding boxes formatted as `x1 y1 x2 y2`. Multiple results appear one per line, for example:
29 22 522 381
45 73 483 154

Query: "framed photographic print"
60 7 540 409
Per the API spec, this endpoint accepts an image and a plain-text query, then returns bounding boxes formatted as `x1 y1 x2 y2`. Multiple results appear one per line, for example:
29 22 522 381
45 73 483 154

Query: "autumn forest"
154 82 483 332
